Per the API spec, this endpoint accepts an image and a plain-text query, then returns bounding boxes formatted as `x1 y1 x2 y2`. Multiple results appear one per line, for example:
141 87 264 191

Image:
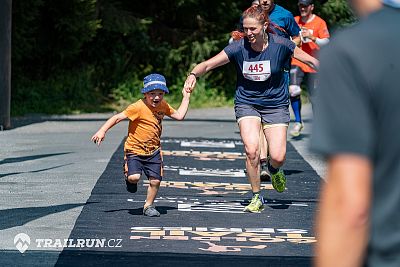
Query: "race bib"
242 60 271 81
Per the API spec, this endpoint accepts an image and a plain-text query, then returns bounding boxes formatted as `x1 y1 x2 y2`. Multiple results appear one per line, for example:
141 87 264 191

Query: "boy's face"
144 89 165 108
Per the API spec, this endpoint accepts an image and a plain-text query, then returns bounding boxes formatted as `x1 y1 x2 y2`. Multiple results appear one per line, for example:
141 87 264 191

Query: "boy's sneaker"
143 205 160 217
290 122 304 137
271 170 286 193
243 194 264 213
260 161 271 182
125 179 137 193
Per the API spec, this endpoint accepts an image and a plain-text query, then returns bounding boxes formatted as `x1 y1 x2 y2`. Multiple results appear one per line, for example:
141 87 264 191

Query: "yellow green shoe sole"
271 170 286 193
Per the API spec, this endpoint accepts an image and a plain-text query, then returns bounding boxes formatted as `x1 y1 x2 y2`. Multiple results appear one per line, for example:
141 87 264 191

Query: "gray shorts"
234 103 290 128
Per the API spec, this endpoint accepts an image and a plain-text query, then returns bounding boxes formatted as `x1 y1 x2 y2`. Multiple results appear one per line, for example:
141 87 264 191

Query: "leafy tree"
12 0 101 115
278 0 356 30
11 0 355 115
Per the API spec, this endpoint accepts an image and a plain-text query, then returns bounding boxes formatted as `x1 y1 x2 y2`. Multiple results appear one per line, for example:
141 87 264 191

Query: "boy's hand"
91 130 105 146
184 74 197 93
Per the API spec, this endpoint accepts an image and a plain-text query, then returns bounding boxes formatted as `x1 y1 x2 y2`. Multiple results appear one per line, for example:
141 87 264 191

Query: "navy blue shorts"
125 149 163 181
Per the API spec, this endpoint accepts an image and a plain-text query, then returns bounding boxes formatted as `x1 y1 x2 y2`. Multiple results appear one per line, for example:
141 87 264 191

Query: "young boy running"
91 73 191 217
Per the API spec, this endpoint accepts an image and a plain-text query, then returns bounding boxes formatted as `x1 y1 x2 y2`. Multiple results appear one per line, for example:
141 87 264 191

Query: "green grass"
105 78 234 112
11 72 235 116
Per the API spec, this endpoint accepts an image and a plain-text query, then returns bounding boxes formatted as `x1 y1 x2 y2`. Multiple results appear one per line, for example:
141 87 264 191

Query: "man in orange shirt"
91 73 191 217
289 0 330 137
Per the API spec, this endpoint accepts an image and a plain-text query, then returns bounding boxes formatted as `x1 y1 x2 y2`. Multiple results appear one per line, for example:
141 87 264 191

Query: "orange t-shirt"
123 99 176 155
291 15 330 73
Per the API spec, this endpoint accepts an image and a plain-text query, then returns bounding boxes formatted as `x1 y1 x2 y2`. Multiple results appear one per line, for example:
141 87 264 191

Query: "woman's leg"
259 128 268 160
264 125 288 192
238 117 262 194
264 125 287 168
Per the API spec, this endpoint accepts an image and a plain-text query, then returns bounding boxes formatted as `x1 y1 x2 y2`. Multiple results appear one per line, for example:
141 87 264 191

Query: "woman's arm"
293 46 319 71
292 35 302 47
184 50 230 93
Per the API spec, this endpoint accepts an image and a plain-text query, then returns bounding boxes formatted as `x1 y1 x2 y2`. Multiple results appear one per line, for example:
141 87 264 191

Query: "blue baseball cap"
141 73 169 94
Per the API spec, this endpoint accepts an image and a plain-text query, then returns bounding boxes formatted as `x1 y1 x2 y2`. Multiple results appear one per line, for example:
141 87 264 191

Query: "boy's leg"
126 174 140 193
144 178 161 209
142 150 163 217
143 178 161 217
125 153 142 193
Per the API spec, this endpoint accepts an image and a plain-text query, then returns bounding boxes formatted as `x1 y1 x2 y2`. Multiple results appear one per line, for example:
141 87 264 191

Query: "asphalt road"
0 104 325 267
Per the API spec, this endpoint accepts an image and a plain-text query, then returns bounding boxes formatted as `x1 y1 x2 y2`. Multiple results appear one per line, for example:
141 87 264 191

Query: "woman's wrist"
188 72 197 78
